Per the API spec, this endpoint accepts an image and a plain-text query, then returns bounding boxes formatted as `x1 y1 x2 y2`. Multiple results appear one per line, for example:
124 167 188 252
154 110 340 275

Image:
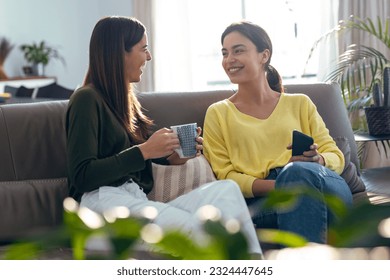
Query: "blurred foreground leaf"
257 229 308 248
328 202 390 247
261 187 348 220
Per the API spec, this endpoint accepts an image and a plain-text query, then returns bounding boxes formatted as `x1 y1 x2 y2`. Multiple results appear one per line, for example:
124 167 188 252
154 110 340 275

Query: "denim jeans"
246 161 353 244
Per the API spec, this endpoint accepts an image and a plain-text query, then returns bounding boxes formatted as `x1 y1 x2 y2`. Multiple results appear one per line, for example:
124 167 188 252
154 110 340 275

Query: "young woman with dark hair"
203 20 353 244
66 16 262 257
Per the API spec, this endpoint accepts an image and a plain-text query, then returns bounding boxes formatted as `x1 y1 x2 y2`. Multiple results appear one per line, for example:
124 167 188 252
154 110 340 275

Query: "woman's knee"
217 179 241 193
276 162 320 188
277 162 352 202
203 179 242 197
282 162 322 176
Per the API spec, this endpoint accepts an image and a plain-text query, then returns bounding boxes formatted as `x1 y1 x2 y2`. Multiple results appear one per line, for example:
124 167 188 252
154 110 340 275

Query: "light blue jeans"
246 162 353 244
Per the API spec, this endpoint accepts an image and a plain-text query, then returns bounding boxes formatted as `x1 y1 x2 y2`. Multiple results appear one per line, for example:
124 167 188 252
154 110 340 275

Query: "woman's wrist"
318 154 325 166
167 152 188 165
137 143 149 160
252 179 275 197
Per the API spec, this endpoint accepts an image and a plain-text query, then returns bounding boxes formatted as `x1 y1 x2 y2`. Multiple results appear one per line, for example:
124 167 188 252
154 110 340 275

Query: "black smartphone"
292 130 314 156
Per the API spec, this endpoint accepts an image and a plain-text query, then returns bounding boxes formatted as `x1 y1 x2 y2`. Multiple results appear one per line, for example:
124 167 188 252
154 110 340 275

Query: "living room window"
142 0 337 92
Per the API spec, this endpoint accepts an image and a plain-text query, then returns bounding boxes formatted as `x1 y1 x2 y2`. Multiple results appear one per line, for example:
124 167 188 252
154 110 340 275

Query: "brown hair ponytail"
267 65 284 93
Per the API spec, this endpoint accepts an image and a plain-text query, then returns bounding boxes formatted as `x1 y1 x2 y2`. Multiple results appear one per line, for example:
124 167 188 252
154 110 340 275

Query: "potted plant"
305 16 390 132
20 40 65 76
364 67 390 137
0 37 14 80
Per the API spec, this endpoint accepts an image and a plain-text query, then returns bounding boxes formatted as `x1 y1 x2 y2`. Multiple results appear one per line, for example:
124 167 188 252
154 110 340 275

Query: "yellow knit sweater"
203 93 344 198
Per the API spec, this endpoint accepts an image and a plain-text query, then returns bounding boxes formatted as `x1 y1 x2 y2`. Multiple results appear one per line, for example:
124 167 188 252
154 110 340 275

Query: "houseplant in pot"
20 40 65 76
305 16 390 162
364 66 390 136
305 16 390 132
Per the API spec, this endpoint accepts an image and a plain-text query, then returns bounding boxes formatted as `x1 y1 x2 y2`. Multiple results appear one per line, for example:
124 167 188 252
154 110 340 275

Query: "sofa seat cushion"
352 191 390 205
148 155 216 203
361 167 390 196
0 178 69 241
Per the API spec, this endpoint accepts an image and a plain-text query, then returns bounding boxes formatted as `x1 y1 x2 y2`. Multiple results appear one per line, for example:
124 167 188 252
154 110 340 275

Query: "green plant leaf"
19 40 65 66
260 187 348 220
154 219 251 260
105 217 144 259
3 242 41 260
155 231 208 259
328 202 390 247
257 229 308 248
203 219 251 260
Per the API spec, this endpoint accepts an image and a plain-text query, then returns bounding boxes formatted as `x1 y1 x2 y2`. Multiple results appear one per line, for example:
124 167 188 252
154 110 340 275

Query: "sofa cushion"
0 178 69 241
15 86 34 97
361 166 390 196
0 101 69 181
334 137 366 194
35 82 74 99
148 155 216 202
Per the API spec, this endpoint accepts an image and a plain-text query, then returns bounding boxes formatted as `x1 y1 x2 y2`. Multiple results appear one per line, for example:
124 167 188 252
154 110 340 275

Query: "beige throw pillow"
148 155 216 202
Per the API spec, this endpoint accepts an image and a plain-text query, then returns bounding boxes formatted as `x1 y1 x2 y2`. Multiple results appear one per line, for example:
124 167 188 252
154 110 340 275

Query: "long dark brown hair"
221 21 284 93
84 16 152 143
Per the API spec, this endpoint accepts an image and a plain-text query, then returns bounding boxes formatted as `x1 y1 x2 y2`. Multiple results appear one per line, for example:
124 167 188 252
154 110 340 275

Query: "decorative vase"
31 63 45 76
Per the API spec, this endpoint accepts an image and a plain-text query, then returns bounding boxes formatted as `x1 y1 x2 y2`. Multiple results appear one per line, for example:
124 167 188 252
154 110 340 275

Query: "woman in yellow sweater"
203 20 353 244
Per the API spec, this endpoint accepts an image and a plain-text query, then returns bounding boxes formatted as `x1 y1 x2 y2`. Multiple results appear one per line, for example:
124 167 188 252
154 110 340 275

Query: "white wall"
0 0 133 89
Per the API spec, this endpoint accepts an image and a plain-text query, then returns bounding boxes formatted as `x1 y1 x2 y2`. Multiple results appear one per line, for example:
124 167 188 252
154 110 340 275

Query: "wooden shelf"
0 77 57 93
0 76 56 82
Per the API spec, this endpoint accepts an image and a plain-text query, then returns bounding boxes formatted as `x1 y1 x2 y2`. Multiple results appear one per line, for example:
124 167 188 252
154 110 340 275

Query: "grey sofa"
1 82 389 244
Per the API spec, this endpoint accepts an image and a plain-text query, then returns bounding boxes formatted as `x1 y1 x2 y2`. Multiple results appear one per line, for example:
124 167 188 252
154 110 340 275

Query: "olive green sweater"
66 86 157 201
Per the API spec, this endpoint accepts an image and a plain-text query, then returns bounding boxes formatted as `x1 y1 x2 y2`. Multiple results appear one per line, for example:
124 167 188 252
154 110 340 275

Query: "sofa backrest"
0 101 69 181
138 83 359 169
0 83 359 182
137 89 234 130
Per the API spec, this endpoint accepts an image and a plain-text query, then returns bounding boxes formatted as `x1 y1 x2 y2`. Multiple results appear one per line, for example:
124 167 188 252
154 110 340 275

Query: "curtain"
133 0 194 92
151 0 194 92
316 0 339 81
338 0 390 57
132 0 155 92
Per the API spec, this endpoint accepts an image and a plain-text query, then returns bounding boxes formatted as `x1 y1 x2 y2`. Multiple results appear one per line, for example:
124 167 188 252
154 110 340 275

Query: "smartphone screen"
292 130 314 156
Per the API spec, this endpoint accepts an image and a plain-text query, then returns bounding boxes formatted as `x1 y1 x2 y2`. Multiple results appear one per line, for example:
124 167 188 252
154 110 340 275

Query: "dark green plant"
3 189 390 260
3 197 251 260
306 16 390 132
20 41 65 76
256 187 390 249
328 202 390 247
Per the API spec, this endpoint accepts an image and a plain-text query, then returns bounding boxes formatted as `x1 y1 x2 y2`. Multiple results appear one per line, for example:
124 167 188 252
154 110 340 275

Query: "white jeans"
80 179 262 255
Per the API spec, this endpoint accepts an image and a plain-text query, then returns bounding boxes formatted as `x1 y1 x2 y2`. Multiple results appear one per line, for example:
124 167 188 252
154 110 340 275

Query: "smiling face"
124 33 152 83
221 31 269 85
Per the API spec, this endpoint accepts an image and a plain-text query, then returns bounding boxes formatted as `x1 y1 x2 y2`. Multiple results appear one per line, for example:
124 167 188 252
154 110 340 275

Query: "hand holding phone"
292 130 314 156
